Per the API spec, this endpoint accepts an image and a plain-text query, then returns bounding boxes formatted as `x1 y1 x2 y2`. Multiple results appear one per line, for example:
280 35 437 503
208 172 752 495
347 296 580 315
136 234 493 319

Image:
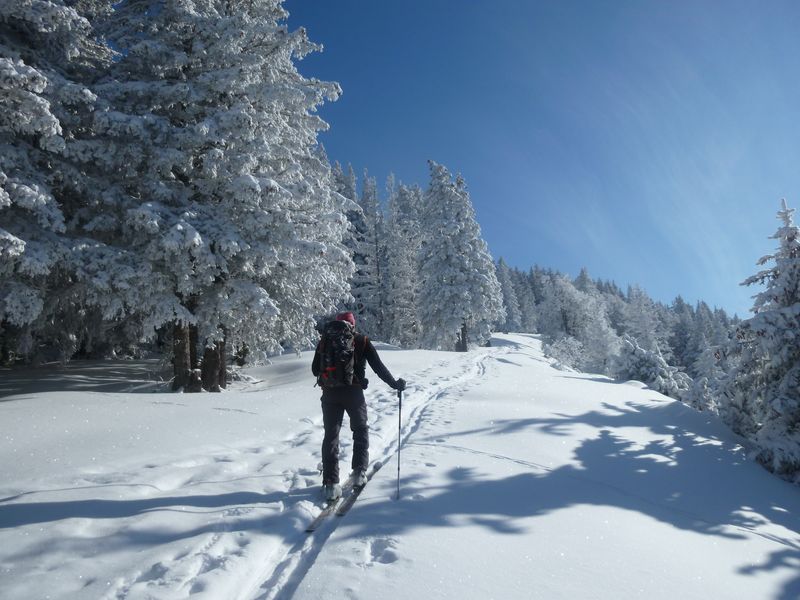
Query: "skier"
312 311 406 501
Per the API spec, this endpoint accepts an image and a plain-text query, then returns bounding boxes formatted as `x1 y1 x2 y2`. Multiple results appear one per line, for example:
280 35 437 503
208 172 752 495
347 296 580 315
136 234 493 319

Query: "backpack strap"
355 335 368 362
351 335 368 386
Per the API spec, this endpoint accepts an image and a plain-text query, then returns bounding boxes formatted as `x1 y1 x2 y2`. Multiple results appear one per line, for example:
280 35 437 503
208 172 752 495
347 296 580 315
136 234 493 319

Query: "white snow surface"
0 334 798 600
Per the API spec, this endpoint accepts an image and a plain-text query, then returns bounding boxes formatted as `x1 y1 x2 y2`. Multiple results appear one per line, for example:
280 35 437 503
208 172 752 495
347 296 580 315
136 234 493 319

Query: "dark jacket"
312 333 397 390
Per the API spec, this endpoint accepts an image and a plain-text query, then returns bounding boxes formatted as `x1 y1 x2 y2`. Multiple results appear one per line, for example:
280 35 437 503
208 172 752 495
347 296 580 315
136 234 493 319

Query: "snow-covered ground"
0 334 797 600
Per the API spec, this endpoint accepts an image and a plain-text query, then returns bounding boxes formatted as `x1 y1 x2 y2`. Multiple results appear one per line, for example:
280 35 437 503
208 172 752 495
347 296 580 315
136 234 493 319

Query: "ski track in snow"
51 347 501 600
3 336 799 599
246 348 501 600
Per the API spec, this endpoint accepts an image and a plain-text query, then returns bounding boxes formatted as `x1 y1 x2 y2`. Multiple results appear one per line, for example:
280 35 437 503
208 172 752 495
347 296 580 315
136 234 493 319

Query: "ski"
336 460 383 517
305 473 355 533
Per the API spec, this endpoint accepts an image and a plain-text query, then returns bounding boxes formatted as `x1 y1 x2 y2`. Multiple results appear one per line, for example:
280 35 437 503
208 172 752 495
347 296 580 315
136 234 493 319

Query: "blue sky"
286 0 800 317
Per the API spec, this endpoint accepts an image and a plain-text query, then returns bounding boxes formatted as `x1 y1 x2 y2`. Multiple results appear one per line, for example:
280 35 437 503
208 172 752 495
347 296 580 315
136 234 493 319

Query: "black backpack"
317 320 357 388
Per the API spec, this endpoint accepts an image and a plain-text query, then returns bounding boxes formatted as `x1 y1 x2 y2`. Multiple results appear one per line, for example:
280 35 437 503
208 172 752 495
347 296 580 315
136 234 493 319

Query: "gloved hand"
360 377 369 390
393 378 406 391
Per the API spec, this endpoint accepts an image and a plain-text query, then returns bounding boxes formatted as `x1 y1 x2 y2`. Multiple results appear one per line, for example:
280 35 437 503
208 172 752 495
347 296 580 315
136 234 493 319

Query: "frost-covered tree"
87 0 352 389
347 170 384 338
384 181 422 346
614 336 691 401
512 268 538 332
417 162 503 351
530 265 548 306
331 161 361 269
573 267 595 294
539 273 619 374
668 296 695 372
496 258 521 333
724 200 800 480
0 0 120 363
624 285 669 357
331 161 357 204
685 335 724 412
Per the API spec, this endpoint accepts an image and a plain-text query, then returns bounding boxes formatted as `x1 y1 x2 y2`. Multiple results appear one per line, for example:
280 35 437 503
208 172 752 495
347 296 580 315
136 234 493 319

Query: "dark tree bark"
201 342 222 392
455 321 469 352
219 334 227 389
172 321 191 391
189 323 199 372
201 328 227 392
184 322 203 392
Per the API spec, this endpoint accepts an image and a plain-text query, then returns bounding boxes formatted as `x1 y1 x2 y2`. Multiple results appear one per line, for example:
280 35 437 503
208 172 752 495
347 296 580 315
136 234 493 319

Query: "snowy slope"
0 335 797 600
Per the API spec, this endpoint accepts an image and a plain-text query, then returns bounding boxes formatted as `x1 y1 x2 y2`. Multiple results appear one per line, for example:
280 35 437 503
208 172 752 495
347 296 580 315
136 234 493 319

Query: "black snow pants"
321 387 369 485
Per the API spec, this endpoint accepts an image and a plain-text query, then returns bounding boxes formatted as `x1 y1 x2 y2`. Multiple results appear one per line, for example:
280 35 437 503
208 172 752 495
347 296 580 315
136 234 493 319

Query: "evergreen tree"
539 273 619 374
685 334 724 412
91 0 352 389
624 285 668 355
725 199 800 480
0 0 121 363
349 170 384 338
512 268 538 332
417 161 503 351
668 296 695 371
384 181 422 346
495 258 521 333
573 267 596 294
614 336 691 401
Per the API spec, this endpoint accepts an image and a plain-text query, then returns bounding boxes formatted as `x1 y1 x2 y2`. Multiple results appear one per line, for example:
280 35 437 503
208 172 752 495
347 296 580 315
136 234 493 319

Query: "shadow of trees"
0 359 170 399
346 399 800 598
0 485 315 564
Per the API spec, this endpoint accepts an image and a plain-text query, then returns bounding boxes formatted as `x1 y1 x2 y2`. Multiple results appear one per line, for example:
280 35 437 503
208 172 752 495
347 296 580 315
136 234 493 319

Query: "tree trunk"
183 322 203 392
201 342 222 392
172 321 191 391
189 323 199 372
219 334 227 389
200 327 227 392
455 321 469 352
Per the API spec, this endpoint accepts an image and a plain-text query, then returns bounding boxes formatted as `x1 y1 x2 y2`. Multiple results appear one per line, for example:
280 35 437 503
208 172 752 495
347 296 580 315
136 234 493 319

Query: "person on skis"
312 311 406 501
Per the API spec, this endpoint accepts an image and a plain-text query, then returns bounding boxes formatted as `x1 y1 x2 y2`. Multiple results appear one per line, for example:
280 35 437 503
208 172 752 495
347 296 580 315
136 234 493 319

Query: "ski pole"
396 388 402 500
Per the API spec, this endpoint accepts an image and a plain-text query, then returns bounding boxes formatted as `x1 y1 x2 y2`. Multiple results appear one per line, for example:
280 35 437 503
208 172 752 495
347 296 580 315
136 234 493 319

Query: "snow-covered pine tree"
90 0 352 390
573 266 595 294
347 170 385 338
332 161 357 205
624 285 670 357
384 181 423 346
668 296 695 372
530 265 548 305
538 273 619 374
685 334 724 412
417 162 503 351
725 199 800 480
512 267 538 332
496 258 521 333
536 273 579 340
613 336 691 401
0 0 120 363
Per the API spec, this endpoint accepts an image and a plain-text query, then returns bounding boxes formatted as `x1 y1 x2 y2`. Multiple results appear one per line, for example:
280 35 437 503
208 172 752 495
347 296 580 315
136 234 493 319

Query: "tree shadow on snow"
0 489 294 530
0 359 171 399
0 485 318 565
346 400 800 599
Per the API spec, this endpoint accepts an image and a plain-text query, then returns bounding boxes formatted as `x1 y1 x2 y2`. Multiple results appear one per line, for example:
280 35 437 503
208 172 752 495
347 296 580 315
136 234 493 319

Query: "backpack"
317 319 357 388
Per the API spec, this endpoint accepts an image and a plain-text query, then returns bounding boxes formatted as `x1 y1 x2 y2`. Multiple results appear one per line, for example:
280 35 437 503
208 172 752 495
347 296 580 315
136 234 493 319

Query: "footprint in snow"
367 538 400 565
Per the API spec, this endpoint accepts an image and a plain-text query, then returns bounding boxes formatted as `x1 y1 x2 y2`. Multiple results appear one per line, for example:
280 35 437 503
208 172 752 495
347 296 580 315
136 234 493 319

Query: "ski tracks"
100 346 505 600
245 346 504 600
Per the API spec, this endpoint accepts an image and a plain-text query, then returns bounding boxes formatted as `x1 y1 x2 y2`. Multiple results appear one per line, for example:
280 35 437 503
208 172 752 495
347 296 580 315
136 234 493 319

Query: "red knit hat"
336 311 356 327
